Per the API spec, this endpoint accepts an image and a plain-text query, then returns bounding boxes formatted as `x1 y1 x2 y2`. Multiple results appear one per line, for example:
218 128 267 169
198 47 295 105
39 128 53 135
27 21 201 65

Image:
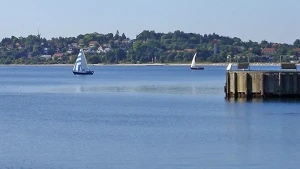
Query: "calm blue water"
0 65 300 169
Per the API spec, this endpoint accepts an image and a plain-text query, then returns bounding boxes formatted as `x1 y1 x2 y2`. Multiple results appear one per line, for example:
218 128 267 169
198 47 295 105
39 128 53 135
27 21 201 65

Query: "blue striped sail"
73 49 89 72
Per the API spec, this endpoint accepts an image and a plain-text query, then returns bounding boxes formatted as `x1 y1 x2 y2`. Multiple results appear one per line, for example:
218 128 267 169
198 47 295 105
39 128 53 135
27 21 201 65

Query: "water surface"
0 65 299 169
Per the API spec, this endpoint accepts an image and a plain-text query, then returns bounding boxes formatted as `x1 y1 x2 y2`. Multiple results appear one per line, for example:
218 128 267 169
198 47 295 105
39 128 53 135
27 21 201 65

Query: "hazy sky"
1 0 299 44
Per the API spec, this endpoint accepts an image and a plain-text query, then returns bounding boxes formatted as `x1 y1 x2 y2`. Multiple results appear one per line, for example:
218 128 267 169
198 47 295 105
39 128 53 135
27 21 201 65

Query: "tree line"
0 30 299 64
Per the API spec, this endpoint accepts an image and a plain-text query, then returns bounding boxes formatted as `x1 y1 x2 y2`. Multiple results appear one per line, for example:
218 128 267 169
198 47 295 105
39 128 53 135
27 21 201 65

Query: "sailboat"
72 49 94 75
190 53 204 70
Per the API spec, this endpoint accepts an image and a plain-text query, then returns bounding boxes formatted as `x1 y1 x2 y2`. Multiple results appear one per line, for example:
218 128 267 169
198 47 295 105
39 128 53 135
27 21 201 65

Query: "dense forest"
0 30 300 64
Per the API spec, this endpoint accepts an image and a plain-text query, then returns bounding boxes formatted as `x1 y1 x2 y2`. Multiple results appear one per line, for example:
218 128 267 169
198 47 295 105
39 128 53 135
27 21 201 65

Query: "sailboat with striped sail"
72 49 94 75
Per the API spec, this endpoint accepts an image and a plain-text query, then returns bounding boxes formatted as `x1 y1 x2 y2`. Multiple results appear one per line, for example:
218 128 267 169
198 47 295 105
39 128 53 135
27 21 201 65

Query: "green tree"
293 39 300 47
114 30 120 40
251 47 262 56
115 49 126 62
121 33 126 40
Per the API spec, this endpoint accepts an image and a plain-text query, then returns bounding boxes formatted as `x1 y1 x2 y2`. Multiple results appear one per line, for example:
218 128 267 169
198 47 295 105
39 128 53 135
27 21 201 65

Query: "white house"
96 45 111 54
40 55 52 60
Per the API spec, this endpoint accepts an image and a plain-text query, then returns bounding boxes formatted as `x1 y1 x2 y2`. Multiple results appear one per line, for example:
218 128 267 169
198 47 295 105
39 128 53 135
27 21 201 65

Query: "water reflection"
263 98 300 103
226 98 263 103
224 96 300 168
75 85 85 93
47 84 223 95
226 97 300 103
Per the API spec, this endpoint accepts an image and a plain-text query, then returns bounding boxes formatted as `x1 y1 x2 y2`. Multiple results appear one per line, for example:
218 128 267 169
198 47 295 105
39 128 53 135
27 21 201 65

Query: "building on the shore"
52 53 64 60
40 55 52 60
261 48 277 55
213 39 218 55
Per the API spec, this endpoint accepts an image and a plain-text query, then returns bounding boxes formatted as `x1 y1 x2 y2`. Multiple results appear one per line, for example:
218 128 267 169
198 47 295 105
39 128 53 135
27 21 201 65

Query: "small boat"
72 49 94 75
191 53 204 70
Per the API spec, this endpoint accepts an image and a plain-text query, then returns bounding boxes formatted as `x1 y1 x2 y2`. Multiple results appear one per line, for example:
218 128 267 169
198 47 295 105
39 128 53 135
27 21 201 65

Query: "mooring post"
233 72 237 98
294 72 298 94
260 73 264 97
279 72 282 96
245 73 248 98
286 73 290 93
226 71 230 98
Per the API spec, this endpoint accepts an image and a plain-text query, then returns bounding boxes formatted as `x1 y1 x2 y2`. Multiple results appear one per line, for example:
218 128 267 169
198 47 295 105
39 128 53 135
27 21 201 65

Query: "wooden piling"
245 73 248 98
294 72 298 94
279 72 282 96
233 72 237 98
226 72 230 98
260 73 264 97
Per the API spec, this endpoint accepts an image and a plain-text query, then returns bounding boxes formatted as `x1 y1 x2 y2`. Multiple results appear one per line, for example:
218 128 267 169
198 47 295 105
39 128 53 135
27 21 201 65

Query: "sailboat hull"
191 67 204 70
73 70 94 75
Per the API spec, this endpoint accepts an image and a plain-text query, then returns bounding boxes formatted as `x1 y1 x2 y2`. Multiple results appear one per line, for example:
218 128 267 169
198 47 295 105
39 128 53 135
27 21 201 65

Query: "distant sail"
190 53 204 70
191 53 197 68
226 63 232 71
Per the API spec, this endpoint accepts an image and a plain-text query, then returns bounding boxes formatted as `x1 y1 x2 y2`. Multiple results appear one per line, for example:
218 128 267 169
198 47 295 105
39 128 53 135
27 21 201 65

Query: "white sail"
73 49 89 72
191 53 197 68
226 63 232 71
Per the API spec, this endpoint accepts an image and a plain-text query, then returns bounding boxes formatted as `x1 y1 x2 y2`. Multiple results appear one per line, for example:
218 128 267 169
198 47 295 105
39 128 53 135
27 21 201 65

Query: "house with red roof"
261 48 277 55
52 53 65 60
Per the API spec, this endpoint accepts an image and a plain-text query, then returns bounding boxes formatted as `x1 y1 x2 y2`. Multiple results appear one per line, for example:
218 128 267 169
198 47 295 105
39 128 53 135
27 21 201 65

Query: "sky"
1 0 299 44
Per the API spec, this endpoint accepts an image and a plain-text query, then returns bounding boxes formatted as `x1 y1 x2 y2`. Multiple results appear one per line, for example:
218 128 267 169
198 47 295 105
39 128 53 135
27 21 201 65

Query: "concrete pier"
224 70 300 98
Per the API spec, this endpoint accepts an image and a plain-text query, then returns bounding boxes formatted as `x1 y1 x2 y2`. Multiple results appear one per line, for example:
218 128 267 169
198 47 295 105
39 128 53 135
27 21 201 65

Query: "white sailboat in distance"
190 53 204 70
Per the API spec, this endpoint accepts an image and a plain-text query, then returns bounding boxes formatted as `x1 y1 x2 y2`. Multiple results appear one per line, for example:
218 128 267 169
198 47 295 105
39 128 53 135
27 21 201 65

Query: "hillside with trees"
0 30 299 65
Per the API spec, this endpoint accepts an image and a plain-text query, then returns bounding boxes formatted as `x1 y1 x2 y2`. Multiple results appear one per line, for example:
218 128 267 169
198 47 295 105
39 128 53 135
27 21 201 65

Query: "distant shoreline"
0 62 294 66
